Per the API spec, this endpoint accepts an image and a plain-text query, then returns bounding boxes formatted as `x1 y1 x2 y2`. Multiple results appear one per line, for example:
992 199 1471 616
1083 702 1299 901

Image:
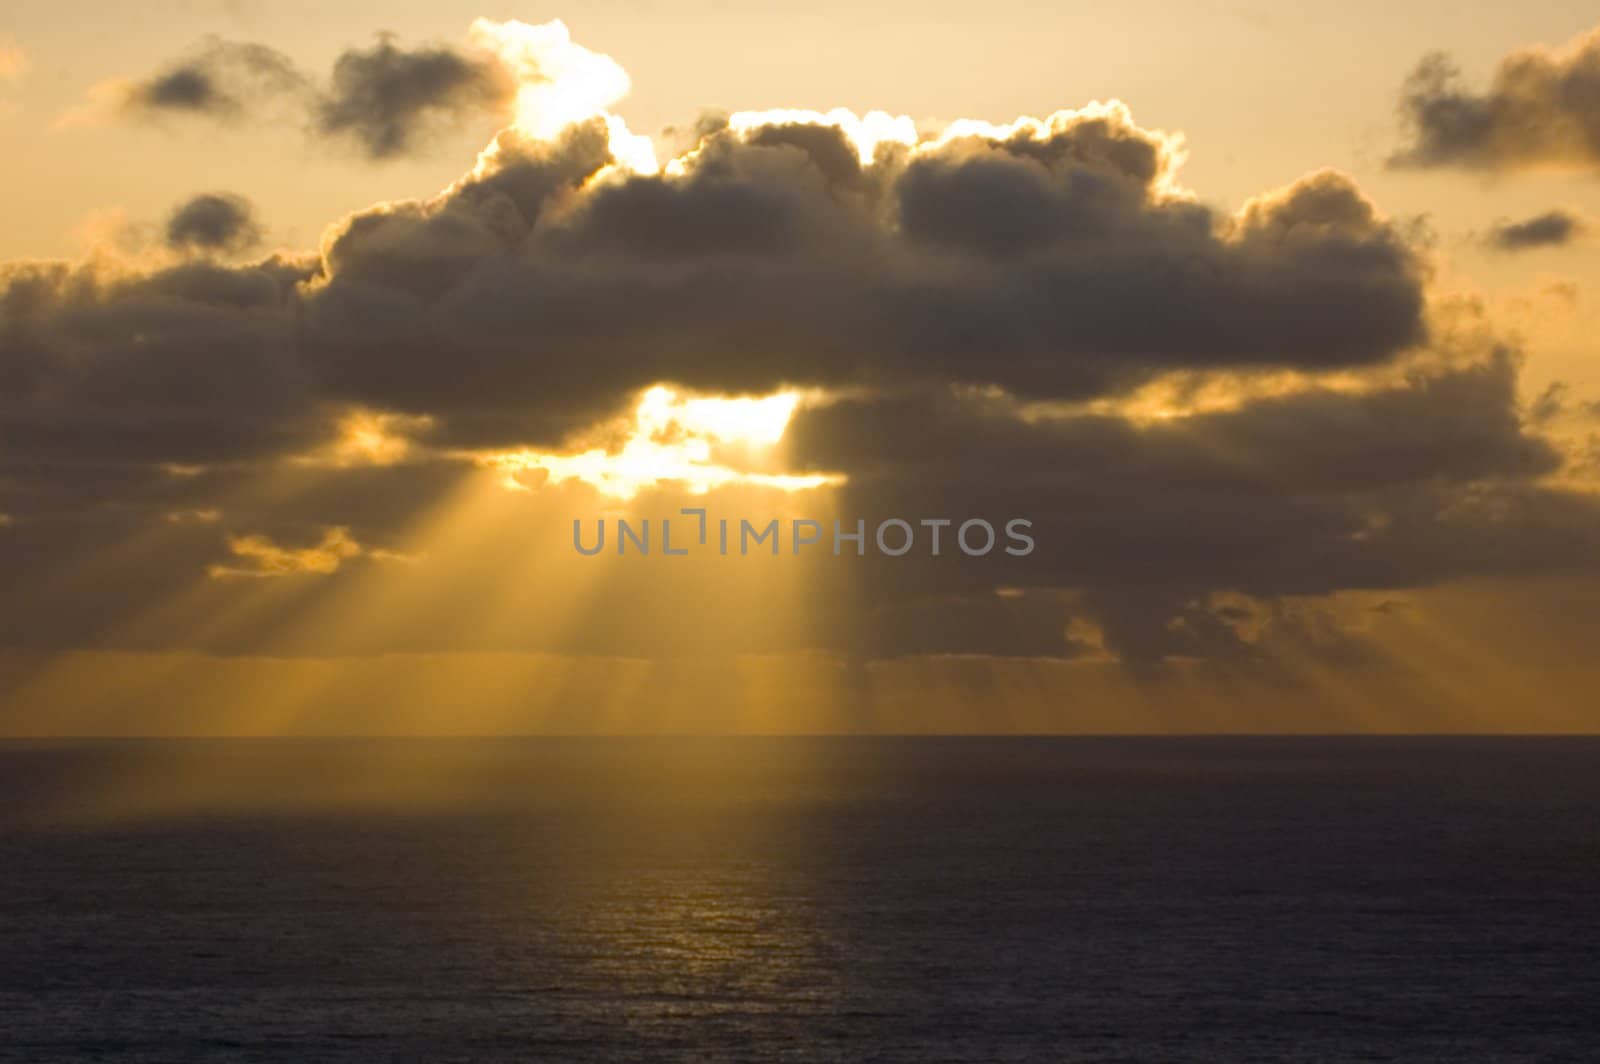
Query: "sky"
3 2 1600 734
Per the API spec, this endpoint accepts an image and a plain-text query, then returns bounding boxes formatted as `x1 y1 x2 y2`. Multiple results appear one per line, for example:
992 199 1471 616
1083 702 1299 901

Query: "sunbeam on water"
4 737 1600 1061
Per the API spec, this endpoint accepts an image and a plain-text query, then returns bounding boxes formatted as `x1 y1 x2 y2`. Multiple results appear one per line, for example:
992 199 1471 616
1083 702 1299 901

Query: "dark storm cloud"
0 255 319 468
770 347 1600 665
51 103 1425 439
298 116 1425 439
316 37 515 159
165 193 263 255
785 352 1558 497
111 35 512 159
1391 25 1600 172
0 105 1452 481
7 100 1598 667
1484 209 1585 252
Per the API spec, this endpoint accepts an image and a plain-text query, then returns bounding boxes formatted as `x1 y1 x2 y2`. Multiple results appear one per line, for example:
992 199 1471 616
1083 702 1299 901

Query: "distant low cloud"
165 193 263 255
1391 25 1600 172
1484 209 1586 252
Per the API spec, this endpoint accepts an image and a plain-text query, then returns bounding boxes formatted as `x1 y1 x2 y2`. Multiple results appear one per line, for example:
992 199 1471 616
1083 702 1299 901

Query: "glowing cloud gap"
479 386 843 499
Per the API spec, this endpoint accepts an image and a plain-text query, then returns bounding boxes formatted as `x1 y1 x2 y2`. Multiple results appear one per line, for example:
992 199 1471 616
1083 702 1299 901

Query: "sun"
479 385 842 499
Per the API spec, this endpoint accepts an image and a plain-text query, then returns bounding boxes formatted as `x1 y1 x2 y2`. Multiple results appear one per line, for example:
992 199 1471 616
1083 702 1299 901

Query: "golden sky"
3 3 1600 734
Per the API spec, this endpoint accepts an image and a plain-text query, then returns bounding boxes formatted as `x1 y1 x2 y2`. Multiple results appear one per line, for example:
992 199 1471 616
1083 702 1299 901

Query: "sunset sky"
4 2 1600 734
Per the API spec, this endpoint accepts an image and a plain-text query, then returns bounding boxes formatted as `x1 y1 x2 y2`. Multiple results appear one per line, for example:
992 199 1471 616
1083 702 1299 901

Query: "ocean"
1 737 1597 1061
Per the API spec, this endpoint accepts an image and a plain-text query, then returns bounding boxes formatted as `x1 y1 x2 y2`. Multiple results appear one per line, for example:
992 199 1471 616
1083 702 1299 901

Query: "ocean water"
1 737 1597 1062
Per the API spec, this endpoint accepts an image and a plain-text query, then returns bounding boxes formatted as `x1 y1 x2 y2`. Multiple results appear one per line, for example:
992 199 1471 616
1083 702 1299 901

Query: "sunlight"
725 108 918 165
479 385 842 499
470 17 659 174
315 409 434 467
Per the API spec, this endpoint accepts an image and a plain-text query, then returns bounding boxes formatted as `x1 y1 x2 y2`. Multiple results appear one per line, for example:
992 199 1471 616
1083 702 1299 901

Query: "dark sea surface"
1 737 1598 1062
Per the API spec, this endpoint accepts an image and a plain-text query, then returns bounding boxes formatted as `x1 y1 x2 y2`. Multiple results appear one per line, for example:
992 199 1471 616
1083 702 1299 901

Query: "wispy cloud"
1392 23 1600 172
1483 209 1587 252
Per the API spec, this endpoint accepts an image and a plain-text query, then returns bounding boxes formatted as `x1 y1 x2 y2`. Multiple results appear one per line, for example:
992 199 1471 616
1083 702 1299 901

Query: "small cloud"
60 39 310 129
1484 209 1586 253
68 207 145 257
55 81 131 129
1540 277 1581 307
206 525 416 579
122 39 309 120
316 35 514 159
367 547 423 565
1529 381 1568 425
166 508 223 526
208 526 361 579
165 193 263 255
